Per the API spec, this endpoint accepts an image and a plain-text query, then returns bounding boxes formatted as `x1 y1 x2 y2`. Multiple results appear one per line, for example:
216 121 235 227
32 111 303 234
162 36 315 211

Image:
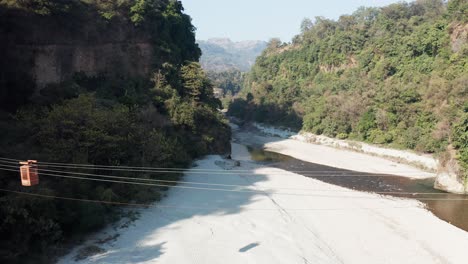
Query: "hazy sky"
182 0 408 42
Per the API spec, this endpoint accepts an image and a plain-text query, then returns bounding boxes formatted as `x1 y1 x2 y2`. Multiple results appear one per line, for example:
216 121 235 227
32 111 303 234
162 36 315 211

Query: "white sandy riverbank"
235 124 436 179
58 142 468 264
252 122 438 170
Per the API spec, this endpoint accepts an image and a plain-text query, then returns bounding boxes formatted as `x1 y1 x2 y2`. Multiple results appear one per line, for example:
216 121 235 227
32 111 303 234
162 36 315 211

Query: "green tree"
232 0 467 178
447 0 468 22
300 18 313 33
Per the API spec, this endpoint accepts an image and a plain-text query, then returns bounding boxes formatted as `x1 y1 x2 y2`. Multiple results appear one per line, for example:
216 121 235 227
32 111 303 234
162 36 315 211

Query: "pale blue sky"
182 0 408 42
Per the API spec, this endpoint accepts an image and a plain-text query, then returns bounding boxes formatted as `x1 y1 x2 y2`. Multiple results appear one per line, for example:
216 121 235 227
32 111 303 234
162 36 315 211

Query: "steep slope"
198 38 267 72
0 1 230 263
230 0 467 191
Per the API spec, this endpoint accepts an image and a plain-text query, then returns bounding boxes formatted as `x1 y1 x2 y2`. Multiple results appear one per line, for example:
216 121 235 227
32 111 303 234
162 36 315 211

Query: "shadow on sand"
63 152 272 263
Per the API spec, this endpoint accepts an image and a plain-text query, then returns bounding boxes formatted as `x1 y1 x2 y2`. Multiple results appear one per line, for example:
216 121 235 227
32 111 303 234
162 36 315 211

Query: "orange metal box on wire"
19 160 39 186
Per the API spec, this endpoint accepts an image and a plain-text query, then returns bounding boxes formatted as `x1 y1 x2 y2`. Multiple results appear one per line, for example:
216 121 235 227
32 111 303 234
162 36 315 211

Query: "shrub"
337 133 349 139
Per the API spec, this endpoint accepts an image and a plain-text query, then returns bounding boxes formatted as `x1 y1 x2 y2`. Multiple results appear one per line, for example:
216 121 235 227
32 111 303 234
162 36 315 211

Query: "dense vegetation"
230 0 467 177
0 1 230 263
198 39 265 109
207 69 245 108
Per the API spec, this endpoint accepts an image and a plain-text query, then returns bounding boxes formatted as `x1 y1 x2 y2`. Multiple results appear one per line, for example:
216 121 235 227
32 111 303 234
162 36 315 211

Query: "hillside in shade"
0 1 230 262
198 38 267 72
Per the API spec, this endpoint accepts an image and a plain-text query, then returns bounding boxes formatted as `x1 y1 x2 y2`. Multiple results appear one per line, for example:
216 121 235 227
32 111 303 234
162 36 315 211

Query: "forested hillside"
230 0 467 179
198 38 266 108
0 1 230 263
198 38 267 72
207 70 245 108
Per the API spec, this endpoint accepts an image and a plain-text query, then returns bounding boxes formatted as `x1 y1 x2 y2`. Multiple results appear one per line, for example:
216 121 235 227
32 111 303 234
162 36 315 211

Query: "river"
246 145 468 232
59 128 468 263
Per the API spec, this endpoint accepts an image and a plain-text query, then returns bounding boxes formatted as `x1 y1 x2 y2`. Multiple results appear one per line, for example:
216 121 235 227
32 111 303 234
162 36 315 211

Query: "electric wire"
0 161 436 182
0 188 150 207
3 166 398 198
0 157 432 175
0 162 431 179
37 164 429 176
34 167 451 195
0 163 450 196
0 188 425 211
1 167 466 201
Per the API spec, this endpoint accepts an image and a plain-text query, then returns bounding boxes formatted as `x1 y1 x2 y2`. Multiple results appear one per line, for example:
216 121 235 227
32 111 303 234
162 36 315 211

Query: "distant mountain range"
198 38 267 72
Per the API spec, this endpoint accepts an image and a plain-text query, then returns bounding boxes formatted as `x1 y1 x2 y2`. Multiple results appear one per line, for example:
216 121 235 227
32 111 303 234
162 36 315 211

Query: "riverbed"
248 147 468 232
58 130 468 263
234 124 468 232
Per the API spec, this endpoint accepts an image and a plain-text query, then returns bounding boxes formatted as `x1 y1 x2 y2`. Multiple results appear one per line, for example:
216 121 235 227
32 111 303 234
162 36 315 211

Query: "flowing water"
247 147 468 232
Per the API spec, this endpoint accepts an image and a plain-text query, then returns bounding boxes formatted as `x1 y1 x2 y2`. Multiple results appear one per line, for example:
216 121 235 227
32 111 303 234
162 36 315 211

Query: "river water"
247 147 468 233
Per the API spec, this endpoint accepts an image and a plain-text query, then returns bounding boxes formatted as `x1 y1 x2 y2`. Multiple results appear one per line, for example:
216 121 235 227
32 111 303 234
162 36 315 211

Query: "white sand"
253 122 439 173
58 143 468 264
263 138 436 178
235 129 436 179
292 132 438 170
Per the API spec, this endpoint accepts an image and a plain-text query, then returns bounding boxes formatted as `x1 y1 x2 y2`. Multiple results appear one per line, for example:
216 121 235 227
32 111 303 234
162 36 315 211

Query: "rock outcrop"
434 146 467 194
0 8 153 93
434 173 466 194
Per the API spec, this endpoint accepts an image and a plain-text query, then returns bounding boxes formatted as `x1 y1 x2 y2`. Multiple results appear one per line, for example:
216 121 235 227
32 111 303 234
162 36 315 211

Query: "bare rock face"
0 8 154 94
32 42 153 88
450 23 468 53
434 147 467 194
434 173 466 194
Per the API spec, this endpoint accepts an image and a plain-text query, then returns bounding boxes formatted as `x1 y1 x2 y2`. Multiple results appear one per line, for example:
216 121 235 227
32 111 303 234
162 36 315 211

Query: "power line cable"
31 168 440 187
3 167 388 198
0 167 464 200
0 188 426 211
0 159 431 178
35 167 451 195
0 163 451 196
0 157 432 175
0 188 150 207
0 157 19 162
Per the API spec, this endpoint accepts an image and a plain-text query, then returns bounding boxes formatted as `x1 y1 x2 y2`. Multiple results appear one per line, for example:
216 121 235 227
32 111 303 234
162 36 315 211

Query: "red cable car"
19 160 39 186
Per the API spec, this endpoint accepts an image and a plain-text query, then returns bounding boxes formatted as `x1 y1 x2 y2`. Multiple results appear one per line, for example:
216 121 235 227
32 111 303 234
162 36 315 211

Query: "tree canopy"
0 1 229 262
230 0 467 177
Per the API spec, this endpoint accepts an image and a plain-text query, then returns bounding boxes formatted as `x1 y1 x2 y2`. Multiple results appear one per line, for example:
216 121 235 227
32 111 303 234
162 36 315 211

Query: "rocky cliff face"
0 8 153 96
450 22 468 53
434 146 467 194
19 42 153 88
